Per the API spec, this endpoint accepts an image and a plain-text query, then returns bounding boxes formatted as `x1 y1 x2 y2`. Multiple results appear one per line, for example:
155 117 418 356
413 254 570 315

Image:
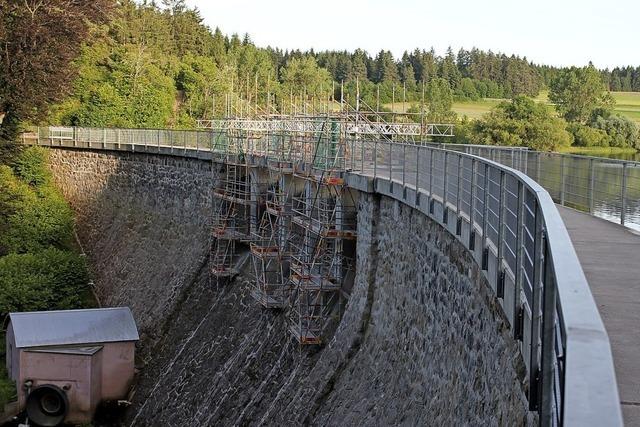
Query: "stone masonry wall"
309 193 533 425
47 149 213 344
46 148 532 425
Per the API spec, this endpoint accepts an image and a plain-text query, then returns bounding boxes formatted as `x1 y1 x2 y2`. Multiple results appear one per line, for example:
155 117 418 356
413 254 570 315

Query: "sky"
185 0 640 69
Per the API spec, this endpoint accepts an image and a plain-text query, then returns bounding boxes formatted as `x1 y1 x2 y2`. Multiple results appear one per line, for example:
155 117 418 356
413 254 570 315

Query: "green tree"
549 65 614 123
439 47 462 89
471 96 572 151
567 123 609 147
279 57 332 101
456 78 480 100
56 43 175 128
426 78 455 122
0 0 114 162
373 50 399 83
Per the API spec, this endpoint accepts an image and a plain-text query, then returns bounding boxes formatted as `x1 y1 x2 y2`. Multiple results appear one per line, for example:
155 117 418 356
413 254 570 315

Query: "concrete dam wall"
48 148 532 425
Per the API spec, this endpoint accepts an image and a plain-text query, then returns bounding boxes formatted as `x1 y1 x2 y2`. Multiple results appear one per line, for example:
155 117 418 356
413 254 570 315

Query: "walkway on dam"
557 206 640 426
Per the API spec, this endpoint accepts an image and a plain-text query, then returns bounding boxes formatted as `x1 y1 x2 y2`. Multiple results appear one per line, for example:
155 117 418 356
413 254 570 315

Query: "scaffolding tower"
287 121 357 344
210 130 258 278
250 133 296 308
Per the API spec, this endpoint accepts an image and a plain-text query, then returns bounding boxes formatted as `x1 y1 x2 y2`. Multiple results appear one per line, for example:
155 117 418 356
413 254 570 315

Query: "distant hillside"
48 0 639 130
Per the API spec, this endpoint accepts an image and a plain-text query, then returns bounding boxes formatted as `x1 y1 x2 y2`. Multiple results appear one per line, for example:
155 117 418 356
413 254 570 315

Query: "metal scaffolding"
250 159 295 308
288 174 357 344
207 83 453 343
210 131 257 278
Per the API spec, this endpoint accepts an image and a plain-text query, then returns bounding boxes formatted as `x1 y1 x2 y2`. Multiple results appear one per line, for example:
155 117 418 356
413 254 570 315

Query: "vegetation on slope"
0 147 93 409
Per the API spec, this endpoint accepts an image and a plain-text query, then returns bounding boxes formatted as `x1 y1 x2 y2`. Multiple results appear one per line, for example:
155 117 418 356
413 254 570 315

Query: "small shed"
5 307 139 425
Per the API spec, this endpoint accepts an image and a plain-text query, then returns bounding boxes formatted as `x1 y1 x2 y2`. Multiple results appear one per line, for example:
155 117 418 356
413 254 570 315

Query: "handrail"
347 138 621 425
21 126 623 426
435 144 640 229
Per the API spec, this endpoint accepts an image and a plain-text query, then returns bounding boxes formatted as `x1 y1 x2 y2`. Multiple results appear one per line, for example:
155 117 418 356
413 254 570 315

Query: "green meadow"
451 91 640 124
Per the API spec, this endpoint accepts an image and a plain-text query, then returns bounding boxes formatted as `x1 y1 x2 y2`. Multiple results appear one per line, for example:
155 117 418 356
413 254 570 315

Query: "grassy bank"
555 146 639 161
556 146 636 154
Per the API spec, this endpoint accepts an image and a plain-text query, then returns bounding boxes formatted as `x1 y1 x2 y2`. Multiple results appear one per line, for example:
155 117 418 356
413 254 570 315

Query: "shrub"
12 147 50 186
470 96 573 151
590 114 640 149
0 167 73 253
0 148 74 253
567 123 609 147
0 248 89 317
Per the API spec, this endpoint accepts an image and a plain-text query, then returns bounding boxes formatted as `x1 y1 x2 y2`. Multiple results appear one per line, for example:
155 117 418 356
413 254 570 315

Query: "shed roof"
9 307 139 348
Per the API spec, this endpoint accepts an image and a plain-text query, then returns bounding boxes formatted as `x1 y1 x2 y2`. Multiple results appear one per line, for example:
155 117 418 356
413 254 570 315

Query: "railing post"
374 140 377 178
103 128 106 149
443 151 449 223
560 155 566 206
402 143 406 186
497 171 505 298
389 142 393 181
428 149 434 201
514 181 524 340
621 162 627 226
481 164 490 270
415 146 420 203
360 138 365 172
529 203 545 411
469 159 477 250
456 155 462 231
589 159 595 214
117 128 121 150
540 246 558 426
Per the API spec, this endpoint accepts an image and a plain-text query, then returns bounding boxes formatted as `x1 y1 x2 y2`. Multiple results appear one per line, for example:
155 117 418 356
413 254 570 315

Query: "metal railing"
348 139 621 426
430 143 640 231
22 126 622 426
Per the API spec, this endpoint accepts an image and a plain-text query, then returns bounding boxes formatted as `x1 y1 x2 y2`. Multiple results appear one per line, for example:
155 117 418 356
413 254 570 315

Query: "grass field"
451 90 640 124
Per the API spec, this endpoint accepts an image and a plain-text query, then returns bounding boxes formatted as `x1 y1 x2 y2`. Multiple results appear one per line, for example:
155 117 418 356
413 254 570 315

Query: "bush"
469 96 573 151
0 162 73 254
0 248 89 317
455 78 480 101
12 147 50 186
590 114 640 149
568 123 610 147
0 148 89 407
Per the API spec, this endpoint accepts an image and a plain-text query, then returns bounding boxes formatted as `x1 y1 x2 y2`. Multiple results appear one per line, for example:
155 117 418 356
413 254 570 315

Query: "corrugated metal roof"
9 307 139 348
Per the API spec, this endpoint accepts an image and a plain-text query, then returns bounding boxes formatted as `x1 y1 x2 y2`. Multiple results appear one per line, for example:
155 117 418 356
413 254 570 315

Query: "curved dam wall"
47 148 532 425
47 149 214 347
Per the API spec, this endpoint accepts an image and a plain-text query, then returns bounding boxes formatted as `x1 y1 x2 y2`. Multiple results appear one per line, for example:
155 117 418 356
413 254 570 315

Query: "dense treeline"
45 0 640 133
603 67 640 92
537 65 640 93
49 0 549 128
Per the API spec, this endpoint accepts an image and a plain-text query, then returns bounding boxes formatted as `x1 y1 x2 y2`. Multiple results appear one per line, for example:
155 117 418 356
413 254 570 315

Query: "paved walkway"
558 206 640 426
